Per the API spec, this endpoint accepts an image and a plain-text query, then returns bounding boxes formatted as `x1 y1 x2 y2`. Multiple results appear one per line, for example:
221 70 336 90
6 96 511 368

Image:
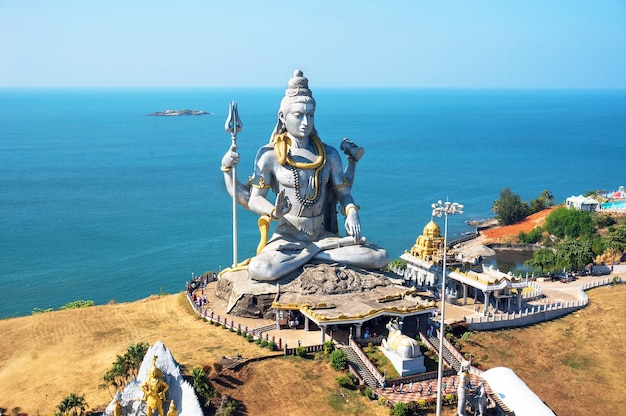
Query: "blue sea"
1 88 625 318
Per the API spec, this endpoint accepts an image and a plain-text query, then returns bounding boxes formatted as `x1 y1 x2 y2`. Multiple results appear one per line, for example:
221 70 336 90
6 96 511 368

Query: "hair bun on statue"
286 69 312 97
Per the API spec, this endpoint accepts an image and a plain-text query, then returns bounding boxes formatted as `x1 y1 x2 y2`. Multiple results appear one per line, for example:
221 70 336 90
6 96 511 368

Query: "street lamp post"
431 199 463 416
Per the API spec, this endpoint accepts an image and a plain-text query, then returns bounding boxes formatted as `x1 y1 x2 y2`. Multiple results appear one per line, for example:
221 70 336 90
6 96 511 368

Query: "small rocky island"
148 109 210 116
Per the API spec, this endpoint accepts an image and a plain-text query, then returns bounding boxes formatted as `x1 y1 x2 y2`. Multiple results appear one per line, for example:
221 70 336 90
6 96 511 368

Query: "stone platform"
215 263 436 324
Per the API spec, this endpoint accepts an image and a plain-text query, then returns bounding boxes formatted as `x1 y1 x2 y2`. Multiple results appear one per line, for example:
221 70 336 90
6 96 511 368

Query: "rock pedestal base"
215 263 436 322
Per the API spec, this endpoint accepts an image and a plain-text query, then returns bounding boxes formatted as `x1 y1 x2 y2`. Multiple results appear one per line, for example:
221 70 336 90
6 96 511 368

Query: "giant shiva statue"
220 70 388 282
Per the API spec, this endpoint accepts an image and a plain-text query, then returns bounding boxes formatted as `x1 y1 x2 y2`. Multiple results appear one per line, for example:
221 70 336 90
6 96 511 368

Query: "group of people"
191 293 209 309
425 324 437 337
384 376 457 397
279 310 301 329
185 271 216 294
363 327 378 339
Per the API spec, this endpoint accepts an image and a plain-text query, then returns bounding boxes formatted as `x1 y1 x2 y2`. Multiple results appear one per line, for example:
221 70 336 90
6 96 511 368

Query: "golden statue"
167 401 178 416
140 355 169 416
113 397 123 416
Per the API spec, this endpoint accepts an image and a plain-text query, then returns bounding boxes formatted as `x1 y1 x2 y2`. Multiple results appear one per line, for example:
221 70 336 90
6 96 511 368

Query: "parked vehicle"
556 272 575 283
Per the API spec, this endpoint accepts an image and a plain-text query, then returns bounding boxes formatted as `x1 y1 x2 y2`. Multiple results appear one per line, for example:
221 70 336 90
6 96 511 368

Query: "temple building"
400 218 530 315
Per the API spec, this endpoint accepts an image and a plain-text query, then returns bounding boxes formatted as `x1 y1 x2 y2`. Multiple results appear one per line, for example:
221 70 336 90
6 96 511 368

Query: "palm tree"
125 342 149 378
107 354 132 392
55 393 88 416
539 189 555 207
99 369 120 399
100 342 150 398
191 366 216 407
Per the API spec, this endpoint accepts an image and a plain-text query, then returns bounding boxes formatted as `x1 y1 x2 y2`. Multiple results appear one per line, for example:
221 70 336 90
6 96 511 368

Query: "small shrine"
400 219 531 315
104 341 202 416
380 319 426 376
408 219 444 262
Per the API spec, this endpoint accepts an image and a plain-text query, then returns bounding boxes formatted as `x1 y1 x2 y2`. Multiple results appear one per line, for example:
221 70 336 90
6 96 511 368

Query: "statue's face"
282 101 315 140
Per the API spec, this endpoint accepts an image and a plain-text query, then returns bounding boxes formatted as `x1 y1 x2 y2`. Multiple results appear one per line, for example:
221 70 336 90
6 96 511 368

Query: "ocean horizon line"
2 86 626 93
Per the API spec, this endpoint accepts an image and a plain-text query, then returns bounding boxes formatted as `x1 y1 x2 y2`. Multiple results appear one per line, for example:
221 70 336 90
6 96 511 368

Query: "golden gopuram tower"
408 218 444 262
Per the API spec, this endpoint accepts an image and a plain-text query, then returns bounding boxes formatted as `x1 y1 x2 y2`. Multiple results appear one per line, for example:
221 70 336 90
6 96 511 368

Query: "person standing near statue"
221 70 388 281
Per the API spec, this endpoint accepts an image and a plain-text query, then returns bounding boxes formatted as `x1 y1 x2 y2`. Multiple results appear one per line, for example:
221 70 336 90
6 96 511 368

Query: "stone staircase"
427 334 462 372
341 345 379 387
252 323 276 336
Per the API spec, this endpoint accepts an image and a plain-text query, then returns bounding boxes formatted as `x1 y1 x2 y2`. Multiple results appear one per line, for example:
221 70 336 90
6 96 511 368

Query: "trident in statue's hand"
225 101 243 139
224 101 243 268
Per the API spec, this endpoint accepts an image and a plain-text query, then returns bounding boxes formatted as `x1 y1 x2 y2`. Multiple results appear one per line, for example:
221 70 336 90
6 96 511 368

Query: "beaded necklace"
274 133 327 207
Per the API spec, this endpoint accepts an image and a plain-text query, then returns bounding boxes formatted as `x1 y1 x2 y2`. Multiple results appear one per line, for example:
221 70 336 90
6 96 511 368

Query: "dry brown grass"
458 284 626 416
0 293 386 416
1 284 624 416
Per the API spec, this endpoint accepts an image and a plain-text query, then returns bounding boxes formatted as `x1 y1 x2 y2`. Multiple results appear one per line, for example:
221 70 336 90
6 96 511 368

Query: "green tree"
386 258 407 270
544 207 595 239
323 340 335 355
393 401 409 416
492 188 530 225
329 349 348 370
125 342 149 378
529 189 555 214
557 238 594 271
518 227 543 245
525 248 557 274
539 189 555 206
100 355 128 398
58 300 95 310
608 224 626 245
191 366 217 407
99 369 121 399
114 354 132 384
603 225 626 263
55 393 88 416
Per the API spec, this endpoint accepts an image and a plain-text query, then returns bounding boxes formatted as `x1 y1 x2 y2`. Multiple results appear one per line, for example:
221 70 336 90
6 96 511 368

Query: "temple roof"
423 219 441 237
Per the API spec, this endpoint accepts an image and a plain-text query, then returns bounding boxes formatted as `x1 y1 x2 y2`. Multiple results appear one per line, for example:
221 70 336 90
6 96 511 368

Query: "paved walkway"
189 279 327 348
376 373 491 403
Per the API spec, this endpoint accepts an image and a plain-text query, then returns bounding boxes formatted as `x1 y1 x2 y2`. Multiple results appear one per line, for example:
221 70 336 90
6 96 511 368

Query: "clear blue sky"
1 0 625 88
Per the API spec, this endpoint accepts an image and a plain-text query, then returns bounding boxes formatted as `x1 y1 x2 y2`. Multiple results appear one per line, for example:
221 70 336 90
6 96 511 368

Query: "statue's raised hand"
221 144 240 170
273 189 292 219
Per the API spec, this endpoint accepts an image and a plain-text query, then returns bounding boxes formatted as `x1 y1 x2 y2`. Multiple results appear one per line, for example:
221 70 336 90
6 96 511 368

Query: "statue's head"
273 70 317 138
386 318 399 332
459 359 471 375
147 358 164 380
280 69 315 113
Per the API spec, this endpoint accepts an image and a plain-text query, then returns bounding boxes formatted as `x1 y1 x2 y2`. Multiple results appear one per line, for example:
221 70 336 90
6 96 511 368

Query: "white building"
565 195 599 212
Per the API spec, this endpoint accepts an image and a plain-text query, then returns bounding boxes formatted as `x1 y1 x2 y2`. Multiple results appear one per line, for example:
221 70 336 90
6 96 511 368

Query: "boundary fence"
186 292 325 356
466 278 613 330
